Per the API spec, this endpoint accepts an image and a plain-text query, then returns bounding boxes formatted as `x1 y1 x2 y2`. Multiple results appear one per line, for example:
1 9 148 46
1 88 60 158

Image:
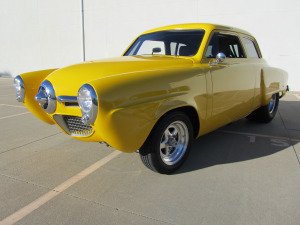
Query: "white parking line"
0 112 30 120
0 104 26 108
220 130 300 142
0 150 121 225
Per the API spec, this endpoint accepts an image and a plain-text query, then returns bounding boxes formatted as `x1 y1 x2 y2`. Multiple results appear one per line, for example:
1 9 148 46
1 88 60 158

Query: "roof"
142 23 252 36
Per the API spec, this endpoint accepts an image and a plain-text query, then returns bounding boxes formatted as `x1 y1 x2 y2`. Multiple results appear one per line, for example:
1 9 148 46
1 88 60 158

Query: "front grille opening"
63 115 92 136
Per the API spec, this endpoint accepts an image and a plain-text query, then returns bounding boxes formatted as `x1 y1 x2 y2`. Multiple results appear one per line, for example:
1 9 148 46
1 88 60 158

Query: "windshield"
124 30 205 57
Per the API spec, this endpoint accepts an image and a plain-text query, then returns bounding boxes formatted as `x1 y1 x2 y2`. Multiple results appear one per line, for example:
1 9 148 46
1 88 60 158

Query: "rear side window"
242 38 259 58
205 33 245 58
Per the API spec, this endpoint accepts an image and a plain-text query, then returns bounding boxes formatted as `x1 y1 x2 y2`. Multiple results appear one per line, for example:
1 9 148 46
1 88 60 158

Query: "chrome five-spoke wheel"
159 121 189 165
268 94 277 114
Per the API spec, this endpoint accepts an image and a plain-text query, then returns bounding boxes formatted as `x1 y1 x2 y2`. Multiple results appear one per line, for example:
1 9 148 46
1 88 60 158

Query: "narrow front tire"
139 112 193 174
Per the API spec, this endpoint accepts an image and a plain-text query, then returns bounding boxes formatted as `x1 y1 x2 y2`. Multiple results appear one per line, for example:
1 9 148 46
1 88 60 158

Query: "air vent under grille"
53 114 93 137
63 116 93 136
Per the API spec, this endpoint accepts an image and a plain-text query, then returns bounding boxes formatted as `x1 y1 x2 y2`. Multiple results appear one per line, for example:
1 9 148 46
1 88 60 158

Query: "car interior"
205 33 245 58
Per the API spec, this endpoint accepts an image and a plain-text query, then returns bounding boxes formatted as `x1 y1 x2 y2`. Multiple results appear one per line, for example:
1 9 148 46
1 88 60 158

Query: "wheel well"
160 106 200 139
141 106 200 150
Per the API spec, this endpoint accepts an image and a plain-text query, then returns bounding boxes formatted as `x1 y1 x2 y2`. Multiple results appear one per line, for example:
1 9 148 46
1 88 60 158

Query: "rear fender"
261 67 288 105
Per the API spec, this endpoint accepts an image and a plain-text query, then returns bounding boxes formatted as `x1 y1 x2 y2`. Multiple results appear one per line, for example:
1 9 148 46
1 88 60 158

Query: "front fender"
88 67 207 152
99 98 198 153
20 69 58 124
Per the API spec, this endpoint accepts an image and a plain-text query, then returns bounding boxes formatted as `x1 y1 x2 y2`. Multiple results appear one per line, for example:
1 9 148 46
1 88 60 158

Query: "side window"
137 40 166 55
205 33 245 58
242 38 259 58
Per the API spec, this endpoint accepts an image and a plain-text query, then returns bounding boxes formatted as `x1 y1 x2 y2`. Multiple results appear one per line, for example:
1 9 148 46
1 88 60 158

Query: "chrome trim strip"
57 96 78 103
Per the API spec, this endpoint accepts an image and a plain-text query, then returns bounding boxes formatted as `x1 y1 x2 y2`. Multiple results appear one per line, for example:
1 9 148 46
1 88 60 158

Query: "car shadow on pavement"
176 101 300 174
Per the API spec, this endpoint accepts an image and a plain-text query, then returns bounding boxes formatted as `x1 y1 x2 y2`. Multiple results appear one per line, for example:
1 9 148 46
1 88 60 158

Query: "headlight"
35 80 56 113
14 75 25 102
77 84 98 125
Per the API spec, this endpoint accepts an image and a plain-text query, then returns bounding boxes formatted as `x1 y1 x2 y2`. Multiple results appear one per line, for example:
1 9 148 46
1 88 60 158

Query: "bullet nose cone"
35 91 48 107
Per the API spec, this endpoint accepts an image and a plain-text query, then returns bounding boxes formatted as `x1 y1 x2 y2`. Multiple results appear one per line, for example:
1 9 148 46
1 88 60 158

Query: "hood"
46 55 194 96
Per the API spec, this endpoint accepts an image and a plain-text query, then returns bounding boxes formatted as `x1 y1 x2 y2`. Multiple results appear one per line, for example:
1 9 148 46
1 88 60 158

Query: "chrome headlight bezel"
14 75 25 102
35 80 56 114
77 84 98 125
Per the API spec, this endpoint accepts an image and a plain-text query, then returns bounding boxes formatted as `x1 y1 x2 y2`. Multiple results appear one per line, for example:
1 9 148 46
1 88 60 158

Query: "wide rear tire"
247 93 279 123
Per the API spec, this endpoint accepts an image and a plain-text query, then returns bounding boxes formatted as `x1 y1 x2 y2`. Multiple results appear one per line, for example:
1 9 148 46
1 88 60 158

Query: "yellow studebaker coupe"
14 23 288 173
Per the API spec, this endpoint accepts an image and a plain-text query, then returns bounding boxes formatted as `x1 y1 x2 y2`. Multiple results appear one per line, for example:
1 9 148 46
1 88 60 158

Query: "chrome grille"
63 116 93 136
53 114 93 137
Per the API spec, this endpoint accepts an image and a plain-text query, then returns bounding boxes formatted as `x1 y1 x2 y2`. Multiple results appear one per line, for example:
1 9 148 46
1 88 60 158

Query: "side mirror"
210 52 226 66
216 52 226 63
152 47 161 54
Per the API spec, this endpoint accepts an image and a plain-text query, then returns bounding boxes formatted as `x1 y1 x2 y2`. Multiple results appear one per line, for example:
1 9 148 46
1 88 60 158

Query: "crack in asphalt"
0 173 52 191
278 110 300 168
61 192 176 225
0 172 175 225
0 132 62 155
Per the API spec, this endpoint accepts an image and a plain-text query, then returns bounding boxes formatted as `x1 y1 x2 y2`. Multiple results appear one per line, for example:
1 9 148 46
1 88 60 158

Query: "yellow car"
14 23 288 173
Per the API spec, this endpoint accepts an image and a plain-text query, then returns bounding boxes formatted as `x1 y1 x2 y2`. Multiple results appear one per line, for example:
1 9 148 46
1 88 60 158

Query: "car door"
205 31 256 127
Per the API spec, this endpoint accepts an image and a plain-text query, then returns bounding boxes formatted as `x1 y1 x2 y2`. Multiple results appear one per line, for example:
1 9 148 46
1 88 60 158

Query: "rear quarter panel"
261 67 288 105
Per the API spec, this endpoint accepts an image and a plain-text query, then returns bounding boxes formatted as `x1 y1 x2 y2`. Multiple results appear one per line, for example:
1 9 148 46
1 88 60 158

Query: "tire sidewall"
150 112 194 173
267 93 279 119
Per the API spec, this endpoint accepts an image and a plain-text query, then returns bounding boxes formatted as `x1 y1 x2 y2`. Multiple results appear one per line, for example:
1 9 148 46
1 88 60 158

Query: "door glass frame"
201 30 248 64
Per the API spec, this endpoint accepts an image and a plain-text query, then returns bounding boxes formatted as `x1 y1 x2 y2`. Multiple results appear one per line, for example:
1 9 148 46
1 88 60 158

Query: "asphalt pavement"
0 77 300 225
